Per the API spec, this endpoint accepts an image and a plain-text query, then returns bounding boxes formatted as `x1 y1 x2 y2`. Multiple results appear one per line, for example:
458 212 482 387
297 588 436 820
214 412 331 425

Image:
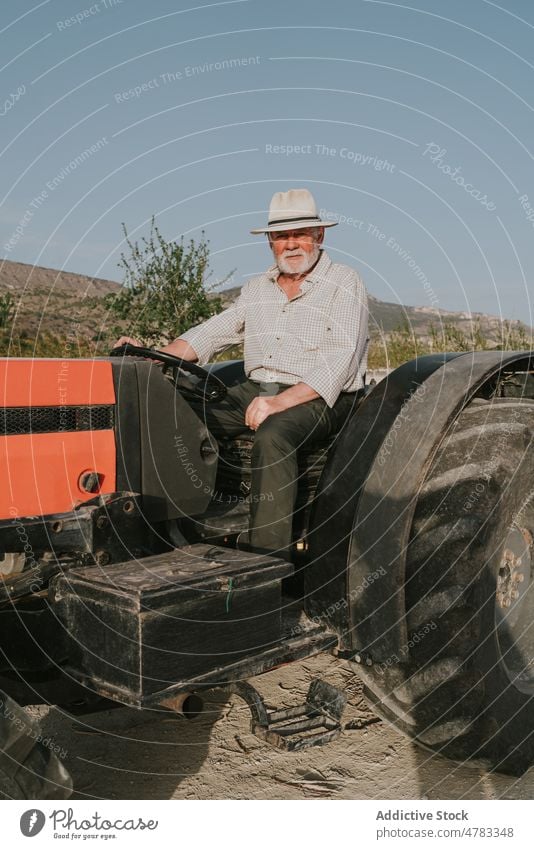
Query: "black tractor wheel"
356 396 534 773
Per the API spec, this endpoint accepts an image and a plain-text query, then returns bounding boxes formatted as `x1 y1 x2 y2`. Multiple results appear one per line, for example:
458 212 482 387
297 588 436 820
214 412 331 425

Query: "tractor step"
219 679 347 751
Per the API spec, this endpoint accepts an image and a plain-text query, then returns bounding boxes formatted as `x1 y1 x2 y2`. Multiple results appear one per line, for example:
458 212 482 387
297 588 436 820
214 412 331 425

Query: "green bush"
103 217 230 346
0 293 15 330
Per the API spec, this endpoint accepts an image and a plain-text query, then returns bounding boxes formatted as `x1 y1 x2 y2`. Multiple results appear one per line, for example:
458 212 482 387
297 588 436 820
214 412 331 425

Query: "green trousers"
191 378 360 560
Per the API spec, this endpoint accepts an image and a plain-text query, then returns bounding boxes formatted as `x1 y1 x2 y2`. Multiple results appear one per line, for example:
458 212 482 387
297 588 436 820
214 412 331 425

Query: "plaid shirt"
179 250 369 407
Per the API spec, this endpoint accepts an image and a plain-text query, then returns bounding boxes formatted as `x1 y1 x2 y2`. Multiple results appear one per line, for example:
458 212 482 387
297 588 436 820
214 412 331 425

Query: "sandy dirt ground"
26 653 534 801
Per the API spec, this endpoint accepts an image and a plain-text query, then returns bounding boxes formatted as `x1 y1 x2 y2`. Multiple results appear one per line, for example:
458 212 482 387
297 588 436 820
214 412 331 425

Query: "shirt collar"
266 249 333 286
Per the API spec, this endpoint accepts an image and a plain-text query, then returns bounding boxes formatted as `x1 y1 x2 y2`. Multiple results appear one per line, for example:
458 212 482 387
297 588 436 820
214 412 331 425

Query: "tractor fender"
306 351 534 664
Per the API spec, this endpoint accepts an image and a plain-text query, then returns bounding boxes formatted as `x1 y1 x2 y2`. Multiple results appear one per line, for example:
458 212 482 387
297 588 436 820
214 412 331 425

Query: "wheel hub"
496 527 531 622
495 524 534 693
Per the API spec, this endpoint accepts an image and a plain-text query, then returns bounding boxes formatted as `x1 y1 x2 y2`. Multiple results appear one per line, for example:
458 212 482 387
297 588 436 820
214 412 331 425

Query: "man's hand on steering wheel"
113 336 163 363
110 338 227 403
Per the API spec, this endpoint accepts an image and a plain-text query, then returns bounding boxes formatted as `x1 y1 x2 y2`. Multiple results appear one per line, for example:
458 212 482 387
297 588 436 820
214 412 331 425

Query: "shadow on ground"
31 692 226 800
27 654 534 800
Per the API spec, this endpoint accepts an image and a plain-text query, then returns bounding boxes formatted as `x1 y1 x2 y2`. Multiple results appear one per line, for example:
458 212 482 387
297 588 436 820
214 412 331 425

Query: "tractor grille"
0 405 115 435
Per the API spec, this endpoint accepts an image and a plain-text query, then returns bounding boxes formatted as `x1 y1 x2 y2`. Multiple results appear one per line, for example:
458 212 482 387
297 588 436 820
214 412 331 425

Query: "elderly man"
119 189 368 560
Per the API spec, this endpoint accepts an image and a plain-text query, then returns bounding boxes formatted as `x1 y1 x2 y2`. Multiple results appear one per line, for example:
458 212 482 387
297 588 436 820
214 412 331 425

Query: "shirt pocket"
288 303 328 351
289 286 339 351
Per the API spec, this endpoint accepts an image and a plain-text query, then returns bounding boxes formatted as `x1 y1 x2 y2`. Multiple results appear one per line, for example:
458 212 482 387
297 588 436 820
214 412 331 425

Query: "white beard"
277 245 321 275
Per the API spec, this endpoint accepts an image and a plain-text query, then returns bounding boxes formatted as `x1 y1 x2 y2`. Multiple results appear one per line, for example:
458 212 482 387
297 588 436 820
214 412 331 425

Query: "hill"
0 258 530 351
0 259 120 341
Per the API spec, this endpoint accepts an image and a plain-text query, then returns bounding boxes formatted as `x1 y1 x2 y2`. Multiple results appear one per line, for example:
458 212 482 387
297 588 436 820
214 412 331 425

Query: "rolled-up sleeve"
177 285 247 366
301 274 369 407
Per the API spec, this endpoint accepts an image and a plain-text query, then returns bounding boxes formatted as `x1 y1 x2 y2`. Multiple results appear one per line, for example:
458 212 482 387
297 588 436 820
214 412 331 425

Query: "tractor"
1 344 534 798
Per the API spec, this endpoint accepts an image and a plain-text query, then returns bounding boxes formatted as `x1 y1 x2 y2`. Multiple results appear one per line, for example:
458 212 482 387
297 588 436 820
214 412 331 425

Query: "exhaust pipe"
159 691 204 719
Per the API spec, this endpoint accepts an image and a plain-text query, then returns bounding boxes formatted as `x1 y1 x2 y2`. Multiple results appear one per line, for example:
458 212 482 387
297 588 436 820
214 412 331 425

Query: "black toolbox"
50 544 292 705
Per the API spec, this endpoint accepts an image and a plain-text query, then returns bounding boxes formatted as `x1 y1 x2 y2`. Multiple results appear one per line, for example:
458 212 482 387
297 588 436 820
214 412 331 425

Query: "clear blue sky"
1 0 533 322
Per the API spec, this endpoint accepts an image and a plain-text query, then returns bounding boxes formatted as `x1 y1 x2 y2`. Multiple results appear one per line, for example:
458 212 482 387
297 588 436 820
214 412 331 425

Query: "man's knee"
252 415 296 456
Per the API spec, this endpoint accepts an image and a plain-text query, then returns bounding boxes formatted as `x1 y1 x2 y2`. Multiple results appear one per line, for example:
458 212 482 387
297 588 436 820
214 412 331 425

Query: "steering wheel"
109 343 227 403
